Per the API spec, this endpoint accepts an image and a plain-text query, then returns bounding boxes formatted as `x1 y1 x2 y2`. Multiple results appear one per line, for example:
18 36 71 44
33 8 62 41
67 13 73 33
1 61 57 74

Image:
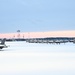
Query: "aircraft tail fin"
1 38 6 45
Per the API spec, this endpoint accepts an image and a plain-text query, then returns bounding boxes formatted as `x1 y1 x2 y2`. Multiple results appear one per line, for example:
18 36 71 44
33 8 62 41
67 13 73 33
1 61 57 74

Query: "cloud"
27 19 43 25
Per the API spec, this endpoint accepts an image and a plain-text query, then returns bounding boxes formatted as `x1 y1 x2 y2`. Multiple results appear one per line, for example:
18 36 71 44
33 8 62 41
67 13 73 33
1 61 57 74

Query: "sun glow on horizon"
0 30 75 38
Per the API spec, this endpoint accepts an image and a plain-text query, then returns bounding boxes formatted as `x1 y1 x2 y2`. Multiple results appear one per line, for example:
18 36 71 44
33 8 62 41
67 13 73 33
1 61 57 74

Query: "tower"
17 30 20 39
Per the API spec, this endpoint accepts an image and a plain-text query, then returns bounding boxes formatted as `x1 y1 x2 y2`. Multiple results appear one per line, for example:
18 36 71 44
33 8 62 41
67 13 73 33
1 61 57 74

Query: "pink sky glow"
0 30 75 39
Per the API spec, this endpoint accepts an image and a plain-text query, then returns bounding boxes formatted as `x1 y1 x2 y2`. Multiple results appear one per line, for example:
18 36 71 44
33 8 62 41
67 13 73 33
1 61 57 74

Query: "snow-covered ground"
0 41 75 75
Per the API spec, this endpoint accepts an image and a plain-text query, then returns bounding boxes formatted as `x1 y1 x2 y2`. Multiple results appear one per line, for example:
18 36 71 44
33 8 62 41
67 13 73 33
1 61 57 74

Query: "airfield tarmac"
0 41 75 75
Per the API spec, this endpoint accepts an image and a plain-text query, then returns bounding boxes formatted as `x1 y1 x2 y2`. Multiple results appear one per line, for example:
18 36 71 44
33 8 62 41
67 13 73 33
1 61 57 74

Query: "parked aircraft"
0 38 8 49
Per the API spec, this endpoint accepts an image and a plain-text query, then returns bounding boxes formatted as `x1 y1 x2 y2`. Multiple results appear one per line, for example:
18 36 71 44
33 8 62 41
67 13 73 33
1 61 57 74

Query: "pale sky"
0 0 75 33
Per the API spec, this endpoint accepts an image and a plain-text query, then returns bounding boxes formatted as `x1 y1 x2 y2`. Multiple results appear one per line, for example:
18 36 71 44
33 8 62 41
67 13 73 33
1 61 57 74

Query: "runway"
0 42 75 75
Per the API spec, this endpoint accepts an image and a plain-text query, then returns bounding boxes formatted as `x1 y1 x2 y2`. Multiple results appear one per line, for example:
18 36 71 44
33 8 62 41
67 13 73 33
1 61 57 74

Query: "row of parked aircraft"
0 38 75 50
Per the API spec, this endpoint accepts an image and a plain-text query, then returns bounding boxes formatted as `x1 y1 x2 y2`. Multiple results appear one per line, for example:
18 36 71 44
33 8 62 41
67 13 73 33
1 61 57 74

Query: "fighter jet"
0 38 8 49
